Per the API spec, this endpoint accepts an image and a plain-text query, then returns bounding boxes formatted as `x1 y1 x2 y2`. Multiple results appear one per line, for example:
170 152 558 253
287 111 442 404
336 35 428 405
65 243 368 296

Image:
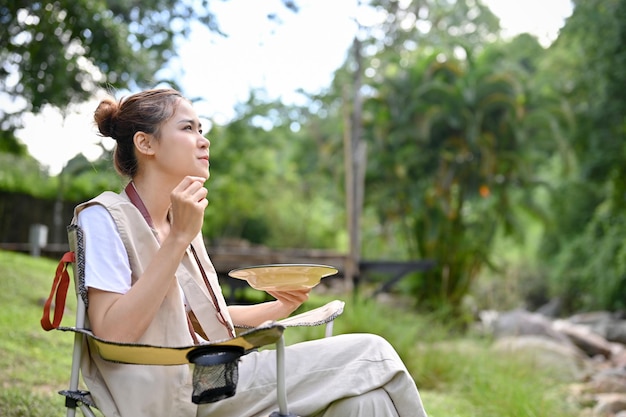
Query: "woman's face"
151 99 211 181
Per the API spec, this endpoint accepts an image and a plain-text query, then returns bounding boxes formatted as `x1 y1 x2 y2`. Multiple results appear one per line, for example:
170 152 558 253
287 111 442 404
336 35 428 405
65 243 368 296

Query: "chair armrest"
277 300 345 328
58 322 285 365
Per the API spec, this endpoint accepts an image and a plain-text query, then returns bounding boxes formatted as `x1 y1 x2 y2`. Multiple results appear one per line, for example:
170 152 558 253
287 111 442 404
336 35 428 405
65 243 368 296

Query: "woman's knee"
336 333 403 361
322 389 399 417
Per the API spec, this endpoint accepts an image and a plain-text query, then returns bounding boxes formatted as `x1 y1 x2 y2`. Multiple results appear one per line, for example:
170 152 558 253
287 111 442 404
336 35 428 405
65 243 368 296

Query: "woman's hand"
168 176 208 244
266 288 311 317
228 288 311 327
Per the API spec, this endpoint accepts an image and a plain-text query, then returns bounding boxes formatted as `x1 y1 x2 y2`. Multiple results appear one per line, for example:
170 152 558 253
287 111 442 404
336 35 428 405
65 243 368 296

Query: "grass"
288 295 581 417
0 250 81 416
0 250 580 417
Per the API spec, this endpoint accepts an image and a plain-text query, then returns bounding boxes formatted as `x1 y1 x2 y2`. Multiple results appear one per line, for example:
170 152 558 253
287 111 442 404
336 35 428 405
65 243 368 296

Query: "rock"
568 312 615 340
493 309 574 345
592 393 626 416
605 323 626 345
536 297 563 318
493 335 589 382
585 369 626 394
554 319 615 358
480 307 626 416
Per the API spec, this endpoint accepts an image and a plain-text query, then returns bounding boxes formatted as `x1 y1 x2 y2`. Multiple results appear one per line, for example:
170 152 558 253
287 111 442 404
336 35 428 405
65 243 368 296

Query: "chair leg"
77 403 98 417
64 291 97 417
65 301 86 417
325 320 334 338
270 336 299 417
61 388 97 417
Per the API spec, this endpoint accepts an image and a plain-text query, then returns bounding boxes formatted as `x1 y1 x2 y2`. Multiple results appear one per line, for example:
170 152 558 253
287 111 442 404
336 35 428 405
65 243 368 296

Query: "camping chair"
41 225 345 417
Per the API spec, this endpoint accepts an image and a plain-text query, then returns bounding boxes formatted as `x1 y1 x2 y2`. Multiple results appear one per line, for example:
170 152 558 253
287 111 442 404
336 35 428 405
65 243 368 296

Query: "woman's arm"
86 177 208 343
87 234 189 342
228 289 310 327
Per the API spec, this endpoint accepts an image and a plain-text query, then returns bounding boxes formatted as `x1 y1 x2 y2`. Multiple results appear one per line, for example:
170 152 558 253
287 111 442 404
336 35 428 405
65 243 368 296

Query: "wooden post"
342 33 366 292
29 224 48 257
343 86 356 292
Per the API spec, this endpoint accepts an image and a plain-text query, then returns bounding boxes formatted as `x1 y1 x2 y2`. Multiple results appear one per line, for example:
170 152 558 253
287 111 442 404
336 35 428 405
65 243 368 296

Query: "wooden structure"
2 240 435 301
207 242 435 302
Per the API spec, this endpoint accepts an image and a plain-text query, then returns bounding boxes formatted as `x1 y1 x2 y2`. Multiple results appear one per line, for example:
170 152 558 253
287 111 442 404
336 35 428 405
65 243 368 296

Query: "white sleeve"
77 205 132 294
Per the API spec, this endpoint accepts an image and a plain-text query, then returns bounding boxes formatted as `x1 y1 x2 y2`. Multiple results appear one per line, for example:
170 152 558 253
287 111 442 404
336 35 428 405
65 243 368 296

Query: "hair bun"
93 97 119 139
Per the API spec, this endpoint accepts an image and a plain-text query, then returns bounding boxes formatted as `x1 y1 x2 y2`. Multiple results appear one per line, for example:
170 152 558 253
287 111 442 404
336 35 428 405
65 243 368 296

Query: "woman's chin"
193 165 210 181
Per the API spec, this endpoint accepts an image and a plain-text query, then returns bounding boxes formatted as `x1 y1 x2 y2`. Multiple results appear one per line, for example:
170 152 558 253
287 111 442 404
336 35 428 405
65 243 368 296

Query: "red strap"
125 182 155 228
40 251 75 331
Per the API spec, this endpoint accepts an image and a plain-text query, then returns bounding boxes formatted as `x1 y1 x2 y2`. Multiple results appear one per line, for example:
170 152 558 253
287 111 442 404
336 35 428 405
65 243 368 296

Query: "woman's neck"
130 175 174 231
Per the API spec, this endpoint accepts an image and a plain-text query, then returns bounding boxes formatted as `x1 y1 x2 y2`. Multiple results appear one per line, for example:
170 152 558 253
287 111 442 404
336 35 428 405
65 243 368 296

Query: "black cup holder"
186 345 245 404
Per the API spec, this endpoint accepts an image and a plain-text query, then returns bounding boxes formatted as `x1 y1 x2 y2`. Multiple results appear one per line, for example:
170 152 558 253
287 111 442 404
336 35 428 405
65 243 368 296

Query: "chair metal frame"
62 288 97 417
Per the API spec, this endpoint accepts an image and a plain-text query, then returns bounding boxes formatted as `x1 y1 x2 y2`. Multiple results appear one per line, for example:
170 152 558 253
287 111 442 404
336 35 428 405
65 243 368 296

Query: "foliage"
204 94 345 249
60 152 125 201
551 208 626 312
0 130 29 155
303 0 572 312
0 152 59 198
0 151 121 202
0 0 300 135
1 0 221 116
537 0 626 313
364 0 501 57
0 0 223 198
357 35 562 310
0 0 300 205
6 0 626 316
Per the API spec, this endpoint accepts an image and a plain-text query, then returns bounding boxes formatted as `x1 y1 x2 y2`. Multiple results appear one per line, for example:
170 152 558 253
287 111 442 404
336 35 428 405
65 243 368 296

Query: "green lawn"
0 250 81 416
0 250 580 417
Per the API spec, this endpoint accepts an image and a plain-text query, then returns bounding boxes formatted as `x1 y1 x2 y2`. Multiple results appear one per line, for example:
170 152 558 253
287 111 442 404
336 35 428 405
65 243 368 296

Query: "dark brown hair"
93 88 185 177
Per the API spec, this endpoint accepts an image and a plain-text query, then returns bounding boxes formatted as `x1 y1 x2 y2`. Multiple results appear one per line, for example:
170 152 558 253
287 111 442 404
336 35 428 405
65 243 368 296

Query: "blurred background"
2 0 624 318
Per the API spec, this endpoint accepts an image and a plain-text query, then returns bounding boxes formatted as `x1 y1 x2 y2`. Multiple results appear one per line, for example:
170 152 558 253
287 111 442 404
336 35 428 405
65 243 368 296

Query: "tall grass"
0 250 579 417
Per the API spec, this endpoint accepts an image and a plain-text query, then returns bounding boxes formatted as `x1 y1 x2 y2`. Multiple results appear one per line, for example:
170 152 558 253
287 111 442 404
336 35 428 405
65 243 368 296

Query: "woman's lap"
197 333 427 417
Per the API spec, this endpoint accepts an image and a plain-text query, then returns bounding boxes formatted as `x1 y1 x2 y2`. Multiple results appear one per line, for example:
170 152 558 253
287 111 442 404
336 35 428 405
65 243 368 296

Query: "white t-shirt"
77 204 194 316
77 205 132 294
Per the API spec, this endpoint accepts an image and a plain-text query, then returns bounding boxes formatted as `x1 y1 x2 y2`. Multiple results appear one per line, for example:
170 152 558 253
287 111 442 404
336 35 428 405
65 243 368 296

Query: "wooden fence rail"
1 241 435 300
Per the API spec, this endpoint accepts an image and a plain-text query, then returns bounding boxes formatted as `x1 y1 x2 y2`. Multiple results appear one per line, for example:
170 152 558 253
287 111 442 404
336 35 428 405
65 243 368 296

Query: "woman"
76 88 428 417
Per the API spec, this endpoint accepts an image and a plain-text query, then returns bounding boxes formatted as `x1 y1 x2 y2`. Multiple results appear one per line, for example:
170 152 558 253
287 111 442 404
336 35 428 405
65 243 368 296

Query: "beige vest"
75 190 234 417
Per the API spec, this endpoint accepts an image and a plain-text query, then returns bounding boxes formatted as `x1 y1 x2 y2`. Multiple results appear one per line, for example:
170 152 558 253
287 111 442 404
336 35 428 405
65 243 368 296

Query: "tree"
1 0 303 247
321 0 560 310
0 0 298 134
204 93 344 249
537 0 626 312
364 0 500 58
3 1 213 112
361 38 559 309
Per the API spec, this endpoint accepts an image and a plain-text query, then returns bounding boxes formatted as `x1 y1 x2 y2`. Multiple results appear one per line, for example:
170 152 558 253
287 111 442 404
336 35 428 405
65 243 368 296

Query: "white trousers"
197 333 428 417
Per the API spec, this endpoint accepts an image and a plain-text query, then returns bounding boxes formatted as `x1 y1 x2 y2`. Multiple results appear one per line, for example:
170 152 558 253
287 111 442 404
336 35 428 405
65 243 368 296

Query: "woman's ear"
133 132 155 156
